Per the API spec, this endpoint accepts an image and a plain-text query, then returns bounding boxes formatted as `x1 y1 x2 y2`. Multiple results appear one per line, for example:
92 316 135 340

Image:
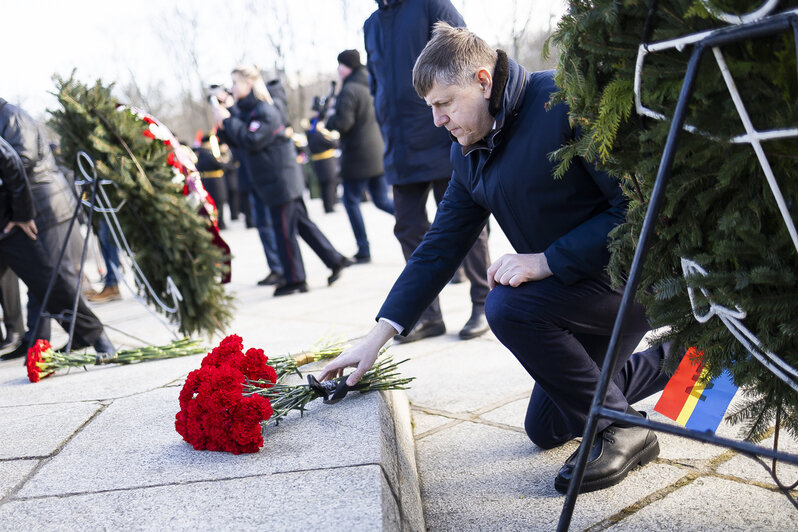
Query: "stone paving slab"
416 421 687 531
1 465 397 531
399 339 532 414
0 402 102 458
17 386 401 498
0 355 204 407
610 476 796 531
0 461 37 499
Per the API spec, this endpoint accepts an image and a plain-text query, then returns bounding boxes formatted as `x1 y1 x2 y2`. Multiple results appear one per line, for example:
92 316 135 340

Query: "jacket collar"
343 66 369 87
460 49 527 156
235 91 259 113
376 0 403 9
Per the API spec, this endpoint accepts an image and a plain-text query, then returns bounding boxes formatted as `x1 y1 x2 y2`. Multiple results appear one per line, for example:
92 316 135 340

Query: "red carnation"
26 339 55 383
142 129 155 139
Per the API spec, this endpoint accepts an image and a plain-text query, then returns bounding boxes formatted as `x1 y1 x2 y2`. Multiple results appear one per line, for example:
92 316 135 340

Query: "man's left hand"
488 253 552 289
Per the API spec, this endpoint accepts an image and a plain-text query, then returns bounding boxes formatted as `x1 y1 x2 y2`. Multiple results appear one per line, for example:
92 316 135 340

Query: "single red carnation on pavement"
26 339 55 383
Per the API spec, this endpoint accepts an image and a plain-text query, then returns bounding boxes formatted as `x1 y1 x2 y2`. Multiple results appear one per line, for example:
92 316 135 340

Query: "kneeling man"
319 22 667 494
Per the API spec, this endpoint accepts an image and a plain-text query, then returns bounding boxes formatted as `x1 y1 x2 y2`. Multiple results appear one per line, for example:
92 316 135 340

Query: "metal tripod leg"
556 45 705 531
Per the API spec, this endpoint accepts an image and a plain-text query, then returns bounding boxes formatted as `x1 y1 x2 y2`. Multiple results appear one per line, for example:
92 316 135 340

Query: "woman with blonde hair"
214 64 351 296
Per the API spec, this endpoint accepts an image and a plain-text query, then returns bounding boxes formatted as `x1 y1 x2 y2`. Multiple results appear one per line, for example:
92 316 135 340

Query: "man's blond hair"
412 22 497 97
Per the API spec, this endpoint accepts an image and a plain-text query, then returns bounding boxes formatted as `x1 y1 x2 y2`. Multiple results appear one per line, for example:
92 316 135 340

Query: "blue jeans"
98 220 120 286
251 192 283 275
342 175 394 258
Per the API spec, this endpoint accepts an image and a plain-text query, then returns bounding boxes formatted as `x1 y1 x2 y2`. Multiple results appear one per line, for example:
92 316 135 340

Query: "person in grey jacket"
0 132 113 360
326 50 394 263
0 99 114 356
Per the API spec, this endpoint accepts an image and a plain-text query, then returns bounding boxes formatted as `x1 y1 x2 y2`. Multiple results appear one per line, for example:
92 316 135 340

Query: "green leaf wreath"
548 0 798 439
49 74 234 337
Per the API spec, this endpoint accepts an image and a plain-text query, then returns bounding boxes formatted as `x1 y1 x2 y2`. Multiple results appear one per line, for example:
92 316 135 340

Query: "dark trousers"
393 178 490 323
485 275 668 449
98 220 120 287
201 177 227 229
251 192 283 276
0 229 104 346
26 222 82 341
0 267 23 336
342 175 394 258
224 171 240 220
312 158 339 213
270 198 344 284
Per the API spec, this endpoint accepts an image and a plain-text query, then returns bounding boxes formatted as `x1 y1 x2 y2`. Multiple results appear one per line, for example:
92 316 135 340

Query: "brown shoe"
87 285 121 303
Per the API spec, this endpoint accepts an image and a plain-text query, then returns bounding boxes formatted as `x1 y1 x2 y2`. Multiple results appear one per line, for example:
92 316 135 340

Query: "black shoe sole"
458 326 489 340
554 438 660 494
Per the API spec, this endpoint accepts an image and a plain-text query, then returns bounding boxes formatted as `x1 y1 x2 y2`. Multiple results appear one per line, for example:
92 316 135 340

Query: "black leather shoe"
353 254 371 264
393 320 446 344
554 422 659 494
257 272 285 286
0 332 23 356
458 306 489 340
328 257 353 286
274 281 309 297
0 342 27 361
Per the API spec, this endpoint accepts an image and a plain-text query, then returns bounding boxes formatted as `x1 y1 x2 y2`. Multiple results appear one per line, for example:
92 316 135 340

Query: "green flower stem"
38 338 205 373
243 354 414 426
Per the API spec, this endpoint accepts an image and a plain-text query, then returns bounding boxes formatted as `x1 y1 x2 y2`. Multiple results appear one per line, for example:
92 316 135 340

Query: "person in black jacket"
214 65 351 296
0 134 114 360
320 23 667 495
364 0 491 342
326 50 394 263
0 99 115 357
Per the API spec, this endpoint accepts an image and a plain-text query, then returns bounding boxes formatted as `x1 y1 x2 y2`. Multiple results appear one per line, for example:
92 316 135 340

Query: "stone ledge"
0 377 423 531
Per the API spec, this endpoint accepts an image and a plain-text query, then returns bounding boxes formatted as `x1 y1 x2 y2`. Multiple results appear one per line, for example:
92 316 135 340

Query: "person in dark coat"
326 49 394 263
319 23 668 495
364 0 491 342
0 133 114 359
214 65 351 296
0 98 115 356
304 116 340 213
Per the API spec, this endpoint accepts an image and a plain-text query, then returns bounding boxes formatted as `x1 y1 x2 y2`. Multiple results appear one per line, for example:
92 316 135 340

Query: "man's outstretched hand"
318 320 397 386
487 252 551 289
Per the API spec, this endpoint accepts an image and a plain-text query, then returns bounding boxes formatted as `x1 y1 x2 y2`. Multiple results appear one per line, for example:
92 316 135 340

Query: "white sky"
2 0 565 119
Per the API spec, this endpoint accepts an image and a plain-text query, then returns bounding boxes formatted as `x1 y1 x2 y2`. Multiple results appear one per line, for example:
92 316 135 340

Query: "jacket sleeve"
543 156 628 286
428 0 466 28
1 111 40 177
0 136 35 222
221 103 284 152
378 172 489 331
325 86 357 135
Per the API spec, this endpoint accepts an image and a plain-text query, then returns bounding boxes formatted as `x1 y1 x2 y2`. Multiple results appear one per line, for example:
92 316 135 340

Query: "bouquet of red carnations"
175 334 412 454
26 338 206 383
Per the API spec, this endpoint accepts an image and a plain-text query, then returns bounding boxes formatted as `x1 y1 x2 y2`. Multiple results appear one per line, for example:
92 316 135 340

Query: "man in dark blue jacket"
321 23 668 494
364 0 491 342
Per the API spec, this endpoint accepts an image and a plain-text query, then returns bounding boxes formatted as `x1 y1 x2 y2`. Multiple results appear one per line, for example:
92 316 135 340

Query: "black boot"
0 331 23 356
393 320 446 344
458 305 489 340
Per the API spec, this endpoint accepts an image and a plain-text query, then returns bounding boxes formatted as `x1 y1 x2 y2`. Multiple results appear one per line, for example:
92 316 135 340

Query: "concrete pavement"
0 195 795 530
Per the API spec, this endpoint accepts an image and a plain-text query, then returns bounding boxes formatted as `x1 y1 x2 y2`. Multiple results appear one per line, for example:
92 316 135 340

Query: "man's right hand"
4 219 37 240
318 320 397 386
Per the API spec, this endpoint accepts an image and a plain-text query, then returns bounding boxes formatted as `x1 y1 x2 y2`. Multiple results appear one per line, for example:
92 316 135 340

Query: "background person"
364 0 491 342
326 49 394 263
215 65 351 296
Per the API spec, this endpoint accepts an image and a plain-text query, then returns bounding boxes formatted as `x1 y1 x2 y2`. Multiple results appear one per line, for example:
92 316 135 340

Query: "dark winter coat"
0 99 77 232
220 92 304 208
325 66 384 180
378 55 628 330
364 0 465 185
0 135 35 240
